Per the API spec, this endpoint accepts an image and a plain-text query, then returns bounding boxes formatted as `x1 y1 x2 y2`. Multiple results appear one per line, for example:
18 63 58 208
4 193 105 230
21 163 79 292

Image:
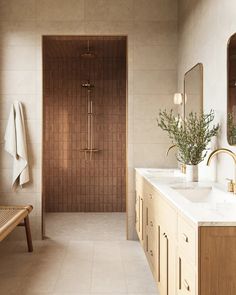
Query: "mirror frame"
183 63 204 119
227 33 236 145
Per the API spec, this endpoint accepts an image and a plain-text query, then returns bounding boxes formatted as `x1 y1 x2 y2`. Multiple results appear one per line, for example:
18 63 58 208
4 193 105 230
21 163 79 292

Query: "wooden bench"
0 205 33 252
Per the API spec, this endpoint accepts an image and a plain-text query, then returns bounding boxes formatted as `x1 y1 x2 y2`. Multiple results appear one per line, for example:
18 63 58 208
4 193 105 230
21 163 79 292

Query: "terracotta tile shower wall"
43 36 126 212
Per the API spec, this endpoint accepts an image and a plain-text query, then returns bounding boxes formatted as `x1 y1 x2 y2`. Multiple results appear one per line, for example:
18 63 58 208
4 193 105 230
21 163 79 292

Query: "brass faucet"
166 144 186 174
207 148 236 193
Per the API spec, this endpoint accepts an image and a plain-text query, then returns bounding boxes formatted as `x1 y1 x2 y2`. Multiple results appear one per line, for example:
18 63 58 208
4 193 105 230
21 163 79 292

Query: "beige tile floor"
0 213 159 295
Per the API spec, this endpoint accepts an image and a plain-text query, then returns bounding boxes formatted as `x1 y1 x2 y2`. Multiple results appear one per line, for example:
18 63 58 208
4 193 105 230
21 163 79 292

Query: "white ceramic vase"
186 165 198 182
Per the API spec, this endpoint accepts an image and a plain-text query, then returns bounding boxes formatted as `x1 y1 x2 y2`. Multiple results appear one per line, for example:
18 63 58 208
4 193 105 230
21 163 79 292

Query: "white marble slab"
136 168 236 226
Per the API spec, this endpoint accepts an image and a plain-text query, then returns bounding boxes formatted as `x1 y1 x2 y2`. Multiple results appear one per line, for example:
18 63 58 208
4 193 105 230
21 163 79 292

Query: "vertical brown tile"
43 36 126 212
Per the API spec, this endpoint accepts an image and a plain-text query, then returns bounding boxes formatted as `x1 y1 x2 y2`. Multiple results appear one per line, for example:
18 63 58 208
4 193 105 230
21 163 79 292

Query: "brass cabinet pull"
150 220 153 227
179 257 182 290
184 279 190 291
146 207 148 226
140 198 143 240
149 193 153 199
146 234 148 252
182 233 189 243
157 226 160 282
150 249 153 256
166 233 169 295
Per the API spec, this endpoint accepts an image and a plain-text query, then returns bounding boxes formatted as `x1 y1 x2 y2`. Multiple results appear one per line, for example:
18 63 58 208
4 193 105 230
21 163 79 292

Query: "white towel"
4 101 30 191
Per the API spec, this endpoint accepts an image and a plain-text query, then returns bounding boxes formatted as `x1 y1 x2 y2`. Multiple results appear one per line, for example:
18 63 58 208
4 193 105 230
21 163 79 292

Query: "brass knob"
184 279 190 291
182 233 189 243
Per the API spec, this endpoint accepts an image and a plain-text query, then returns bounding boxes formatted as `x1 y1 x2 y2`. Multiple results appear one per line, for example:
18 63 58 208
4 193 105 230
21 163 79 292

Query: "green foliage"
227 113 236 145
157 110 219 165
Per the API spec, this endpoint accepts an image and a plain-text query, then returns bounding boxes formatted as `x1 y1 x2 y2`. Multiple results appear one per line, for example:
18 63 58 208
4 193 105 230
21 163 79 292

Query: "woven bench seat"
0 205 33 252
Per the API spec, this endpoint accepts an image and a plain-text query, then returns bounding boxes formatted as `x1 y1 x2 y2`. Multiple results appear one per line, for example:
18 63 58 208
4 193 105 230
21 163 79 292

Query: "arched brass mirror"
184 63 203 119
227 33 236 145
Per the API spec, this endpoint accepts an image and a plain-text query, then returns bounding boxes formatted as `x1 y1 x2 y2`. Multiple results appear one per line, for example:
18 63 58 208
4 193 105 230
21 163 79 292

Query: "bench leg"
24 216 33 252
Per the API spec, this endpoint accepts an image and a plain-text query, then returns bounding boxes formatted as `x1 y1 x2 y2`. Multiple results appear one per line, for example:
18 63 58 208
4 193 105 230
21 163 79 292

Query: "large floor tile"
65 241 94 262
91 261 127 293
20 270 60 293
93 241 122 262
53 271 92 293
120 240 146 262
0 213 159 295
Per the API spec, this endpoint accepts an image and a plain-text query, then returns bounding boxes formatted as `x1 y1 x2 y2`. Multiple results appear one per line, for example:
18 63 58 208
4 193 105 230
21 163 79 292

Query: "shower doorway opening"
42 36 127 238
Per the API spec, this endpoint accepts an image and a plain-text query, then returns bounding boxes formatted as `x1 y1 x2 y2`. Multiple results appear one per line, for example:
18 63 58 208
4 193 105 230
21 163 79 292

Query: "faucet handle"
226 178 235 192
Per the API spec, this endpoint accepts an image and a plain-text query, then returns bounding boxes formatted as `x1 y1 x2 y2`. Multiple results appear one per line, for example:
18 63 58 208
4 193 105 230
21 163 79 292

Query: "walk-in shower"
43 36 127 213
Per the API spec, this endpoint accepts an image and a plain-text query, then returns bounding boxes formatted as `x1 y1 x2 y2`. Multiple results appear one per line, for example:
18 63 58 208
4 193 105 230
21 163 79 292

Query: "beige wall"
0 0 178 240
178 0 236 184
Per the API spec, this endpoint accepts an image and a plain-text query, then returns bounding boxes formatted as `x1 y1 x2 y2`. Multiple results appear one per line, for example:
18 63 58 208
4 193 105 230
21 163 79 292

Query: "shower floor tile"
0 213 159 295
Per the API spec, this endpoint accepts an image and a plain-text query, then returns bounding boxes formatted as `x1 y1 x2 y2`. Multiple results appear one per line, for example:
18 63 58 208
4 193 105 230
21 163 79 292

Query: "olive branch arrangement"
157 110 219 165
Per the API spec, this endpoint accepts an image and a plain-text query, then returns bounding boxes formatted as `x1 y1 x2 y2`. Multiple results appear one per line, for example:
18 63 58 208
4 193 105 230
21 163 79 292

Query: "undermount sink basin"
145 169 182 178
172 186 236 204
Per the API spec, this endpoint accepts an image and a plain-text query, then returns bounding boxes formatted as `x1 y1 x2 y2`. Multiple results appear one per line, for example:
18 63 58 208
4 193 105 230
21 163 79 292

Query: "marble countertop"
136 168 236 226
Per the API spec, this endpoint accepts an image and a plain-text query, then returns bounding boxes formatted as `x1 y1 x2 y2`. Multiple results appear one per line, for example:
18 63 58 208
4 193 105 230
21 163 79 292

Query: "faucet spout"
206 148 236 166
206 148 236 194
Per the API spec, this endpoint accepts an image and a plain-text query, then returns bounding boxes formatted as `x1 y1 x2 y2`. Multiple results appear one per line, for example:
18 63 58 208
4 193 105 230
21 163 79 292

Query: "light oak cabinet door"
159 227 169 295
135 191 144 244
145 185 159 279
159 226 177 295
177 255 196 295
135 191 139 235
168 235 177 295
178 215 196 266
146 226 157 274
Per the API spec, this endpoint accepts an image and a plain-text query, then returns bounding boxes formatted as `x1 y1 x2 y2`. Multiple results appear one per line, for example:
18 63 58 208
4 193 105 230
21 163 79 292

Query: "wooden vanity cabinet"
135 176 177 295
135 176 196 295
136 173 236 295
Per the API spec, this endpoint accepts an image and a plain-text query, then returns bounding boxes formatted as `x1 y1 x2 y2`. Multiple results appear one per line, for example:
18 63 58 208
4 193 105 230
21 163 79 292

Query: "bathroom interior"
1 1 236 294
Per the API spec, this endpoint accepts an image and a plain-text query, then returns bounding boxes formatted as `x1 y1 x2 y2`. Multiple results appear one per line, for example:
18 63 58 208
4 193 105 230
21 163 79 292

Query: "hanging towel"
4 101 30 191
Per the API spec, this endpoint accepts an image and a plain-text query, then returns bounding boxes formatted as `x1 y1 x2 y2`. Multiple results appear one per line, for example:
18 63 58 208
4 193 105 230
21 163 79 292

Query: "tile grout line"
51 239 70 293
119 240 129 294
89 240 95 294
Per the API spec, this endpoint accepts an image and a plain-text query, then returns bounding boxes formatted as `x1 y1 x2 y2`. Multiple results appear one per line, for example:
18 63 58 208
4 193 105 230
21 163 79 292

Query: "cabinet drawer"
136 173 145 193
158 196 177 238
178 256 196 295
178 215 196 265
